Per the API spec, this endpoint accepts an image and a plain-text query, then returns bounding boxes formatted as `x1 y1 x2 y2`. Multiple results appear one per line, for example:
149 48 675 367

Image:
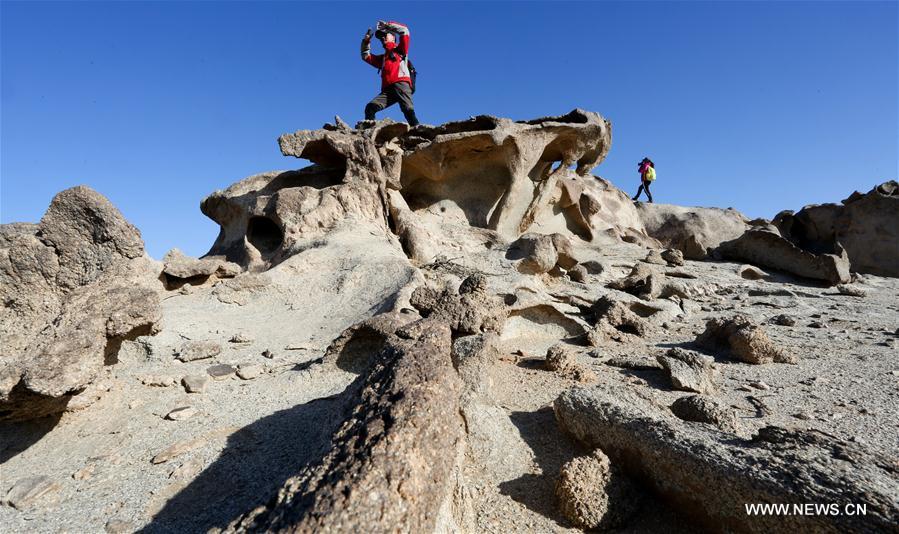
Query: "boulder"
161 248 240 285
635 203 749 259
661 248 685 266
670 394 741 434
555 449 641 530
554 383 899 532
656 348 718 394
696 315 796 364
774 181 899 277
717 229 850 285
607 263 664 301
592 295 651 338
0 187 160 422
545 343 596 382
509 233 559 274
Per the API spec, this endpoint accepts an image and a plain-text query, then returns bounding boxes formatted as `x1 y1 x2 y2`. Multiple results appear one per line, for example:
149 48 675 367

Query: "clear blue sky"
2 1 897 258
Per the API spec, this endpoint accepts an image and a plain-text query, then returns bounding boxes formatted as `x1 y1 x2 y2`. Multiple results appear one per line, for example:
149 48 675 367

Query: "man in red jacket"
361 20 420 126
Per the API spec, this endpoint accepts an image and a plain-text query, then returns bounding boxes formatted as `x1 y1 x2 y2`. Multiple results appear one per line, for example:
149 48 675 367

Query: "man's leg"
645 182 653 203
632 184 644 201
364 91 390 121
393 82 420 126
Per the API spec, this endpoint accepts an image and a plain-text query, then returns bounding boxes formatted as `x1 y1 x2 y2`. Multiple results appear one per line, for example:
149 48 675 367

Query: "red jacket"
361 21 412 91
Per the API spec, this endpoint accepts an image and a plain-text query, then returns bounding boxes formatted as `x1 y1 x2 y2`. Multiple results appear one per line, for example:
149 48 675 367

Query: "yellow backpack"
645 166 656 182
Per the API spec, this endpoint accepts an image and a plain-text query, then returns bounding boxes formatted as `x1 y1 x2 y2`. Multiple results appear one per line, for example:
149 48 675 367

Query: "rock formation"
773 180 899 277
2 111 897 533
0 186 161 421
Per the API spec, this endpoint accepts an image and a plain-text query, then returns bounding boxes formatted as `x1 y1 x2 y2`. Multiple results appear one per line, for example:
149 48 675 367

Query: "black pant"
633 181 653 202
364 82 419 126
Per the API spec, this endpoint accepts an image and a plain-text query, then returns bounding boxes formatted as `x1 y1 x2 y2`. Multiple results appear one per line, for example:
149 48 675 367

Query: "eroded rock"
670 394 741 434
554 383 899 533
636 203 749 259
657 348 718 394
696 315 796 364
718 229 851 285
0 186 161 422
555 449 641 530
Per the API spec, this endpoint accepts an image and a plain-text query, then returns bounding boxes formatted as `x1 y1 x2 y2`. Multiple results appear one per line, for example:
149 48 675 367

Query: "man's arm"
360 30 383 68
381 20 410 55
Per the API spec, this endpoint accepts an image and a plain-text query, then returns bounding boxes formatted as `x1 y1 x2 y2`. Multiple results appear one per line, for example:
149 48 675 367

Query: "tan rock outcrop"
0 186 161 421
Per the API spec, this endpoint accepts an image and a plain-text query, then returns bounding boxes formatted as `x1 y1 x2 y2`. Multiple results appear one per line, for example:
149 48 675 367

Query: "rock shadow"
497 407 588 528
0 412 63 464
141 377 360 534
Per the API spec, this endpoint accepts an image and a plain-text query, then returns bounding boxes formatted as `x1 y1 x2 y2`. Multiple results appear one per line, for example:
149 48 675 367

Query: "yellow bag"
645 166 656 182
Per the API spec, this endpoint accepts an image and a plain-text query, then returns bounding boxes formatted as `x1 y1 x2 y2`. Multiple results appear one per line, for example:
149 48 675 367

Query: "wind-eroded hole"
247 216 284 255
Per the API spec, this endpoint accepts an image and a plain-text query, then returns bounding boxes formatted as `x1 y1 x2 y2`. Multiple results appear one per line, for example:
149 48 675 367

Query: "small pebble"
182 375 209 393
237 364 263 380
165 406 197 421
207 364 236 380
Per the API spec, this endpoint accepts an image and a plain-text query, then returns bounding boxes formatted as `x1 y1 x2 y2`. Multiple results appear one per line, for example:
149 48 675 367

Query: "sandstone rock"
555 449 640 530
567 264 588 283
176 340 222 362
771 314 797 327
592 295 651 338
206 364 236 380
554 383 899 533
205 110 612 271
739 265 767 280
549 233 578 270
151 437 207 464
607 263 664 300
657 348 718 394
545 343 596 382
605 355 662 370
696 315 796 364
661 248 685 266
643 249 667 265
228 332 254 343
409 275 506 336
162 248 240 285
635 203 749 259
774 181 899 277
718 229 851 285
236 364 263 380
226 322 463 533
836 284 866 297
140 375 178 387
670 394 741 433
324 311 417 373
3 476 61 510
0 186 161 422
182 375 209 393
165 406 197 421
510 233 558 274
